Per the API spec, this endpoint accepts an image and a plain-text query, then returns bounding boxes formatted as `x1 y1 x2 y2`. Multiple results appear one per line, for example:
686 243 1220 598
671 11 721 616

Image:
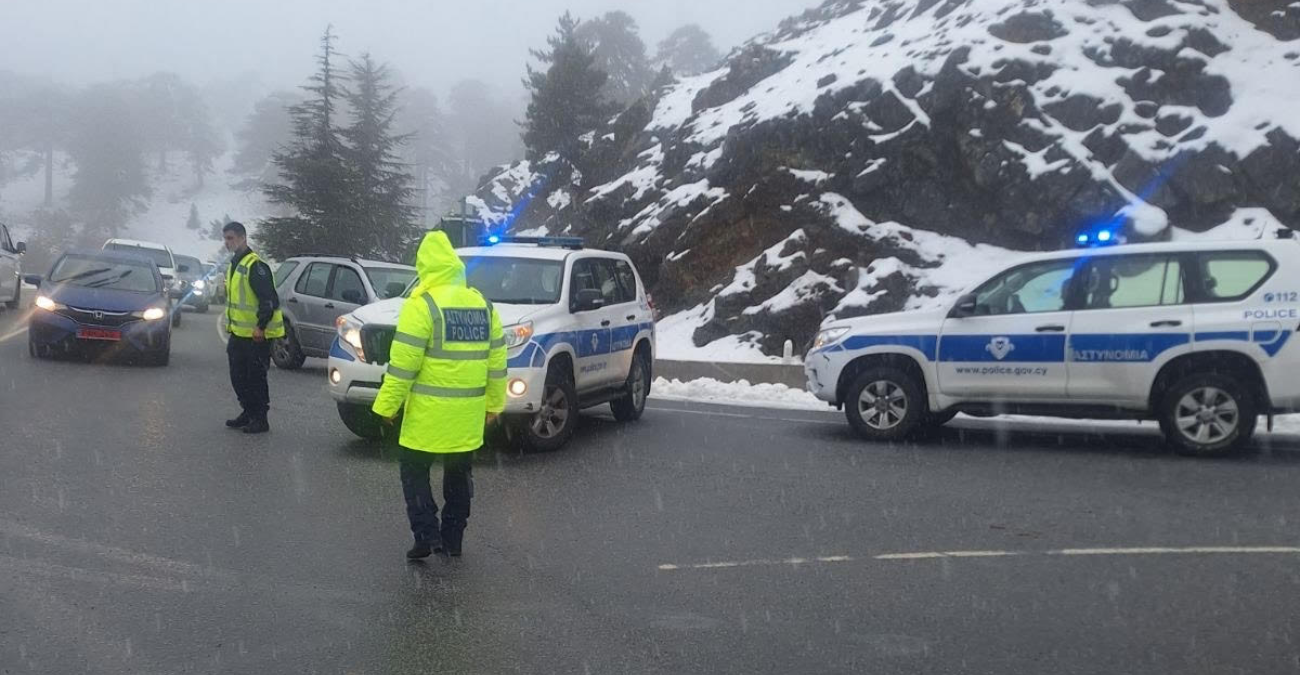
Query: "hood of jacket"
412 231 466 296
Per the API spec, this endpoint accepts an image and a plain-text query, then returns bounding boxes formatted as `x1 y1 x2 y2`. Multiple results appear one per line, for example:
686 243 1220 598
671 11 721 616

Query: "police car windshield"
461 256 563 305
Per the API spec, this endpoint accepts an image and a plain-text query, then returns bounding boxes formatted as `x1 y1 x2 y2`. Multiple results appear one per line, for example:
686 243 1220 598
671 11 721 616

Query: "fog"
0 0 813 95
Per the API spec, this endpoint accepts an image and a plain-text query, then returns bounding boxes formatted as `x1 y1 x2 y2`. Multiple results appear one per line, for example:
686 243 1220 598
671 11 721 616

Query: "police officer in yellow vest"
373 231 507 559
222 222 284 434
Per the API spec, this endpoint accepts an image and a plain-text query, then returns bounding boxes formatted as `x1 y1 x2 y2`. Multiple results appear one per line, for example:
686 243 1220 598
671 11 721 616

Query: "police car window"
1081 255 1183 310
972 259 1076 315
329 266 366 303
1198 252 1273 301
296 262 331 297
273 261 300 288
612 259 638 304
572 259 619 306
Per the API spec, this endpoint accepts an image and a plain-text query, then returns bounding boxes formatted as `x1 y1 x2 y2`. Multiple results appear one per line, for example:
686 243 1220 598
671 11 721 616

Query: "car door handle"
626 314 637 321
1150 320 1182 327
287 297 299 303
324 303 335 309
600 320 611 327
1035 324 1066 332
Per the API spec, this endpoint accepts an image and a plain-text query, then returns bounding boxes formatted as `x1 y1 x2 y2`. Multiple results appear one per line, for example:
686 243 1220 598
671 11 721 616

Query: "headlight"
336 315 366 360
193 280 206 290
34 295 61 312
503 321 534 349
139 307 167 321
813 327 850 350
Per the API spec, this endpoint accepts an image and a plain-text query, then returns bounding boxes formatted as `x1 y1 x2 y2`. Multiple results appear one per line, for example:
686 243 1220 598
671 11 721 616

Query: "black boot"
225 412 251 429
406 537 443 560
441 528 463 557
242 417 270 434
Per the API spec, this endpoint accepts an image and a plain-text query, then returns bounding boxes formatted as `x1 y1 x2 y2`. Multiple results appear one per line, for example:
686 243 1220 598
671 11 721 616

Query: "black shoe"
441 529 463 558
407 539 443 559
225 413 251 429
242 418 270 434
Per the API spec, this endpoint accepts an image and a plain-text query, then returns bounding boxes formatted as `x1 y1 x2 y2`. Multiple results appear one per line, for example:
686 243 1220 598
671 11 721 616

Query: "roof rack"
478 235 584 250
291 252 362 263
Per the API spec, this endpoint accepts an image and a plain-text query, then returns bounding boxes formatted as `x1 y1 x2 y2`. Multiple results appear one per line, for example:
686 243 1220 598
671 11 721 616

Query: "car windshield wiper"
84 270 133 288
52 267 112 283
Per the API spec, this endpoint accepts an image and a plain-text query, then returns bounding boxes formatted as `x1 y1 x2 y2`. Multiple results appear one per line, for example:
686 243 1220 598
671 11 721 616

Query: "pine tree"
523 13 618 163
259 26 354 260
397 87 468 227
656 25 723 77
67 83 151 241
341 53 419 259
575 11 653 105
208 213 233 241
233 91 301 181
186 203 201 230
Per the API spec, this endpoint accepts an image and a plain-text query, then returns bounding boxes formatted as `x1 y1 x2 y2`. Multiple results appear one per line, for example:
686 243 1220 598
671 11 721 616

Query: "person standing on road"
222 222 284 434
372 231 506 560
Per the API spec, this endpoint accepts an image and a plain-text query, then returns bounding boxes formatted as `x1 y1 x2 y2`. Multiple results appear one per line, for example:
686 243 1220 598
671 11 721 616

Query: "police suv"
807 236 1300 456
328 236 656 451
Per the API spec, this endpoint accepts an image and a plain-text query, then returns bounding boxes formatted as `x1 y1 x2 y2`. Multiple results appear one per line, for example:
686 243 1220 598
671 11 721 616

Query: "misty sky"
1 0 816 101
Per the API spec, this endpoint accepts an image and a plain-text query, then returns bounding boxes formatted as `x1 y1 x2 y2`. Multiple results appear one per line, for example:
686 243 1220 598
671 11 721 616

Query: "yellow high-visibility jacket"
372 231 506 453
226 251 285 339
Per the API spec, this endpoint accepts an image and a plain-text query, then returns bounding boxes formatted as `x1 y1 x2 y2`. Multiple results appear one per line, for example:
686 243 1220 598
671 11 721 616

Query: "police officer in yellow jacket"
373 231 507 559
222 221 284 434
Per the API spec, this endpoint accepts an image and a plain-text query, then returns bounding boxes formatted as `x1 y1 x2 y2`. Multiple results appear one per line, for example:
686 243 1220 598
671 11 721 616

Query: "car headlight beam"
140 307 167 321
336 315 366 361
503 321 534 349
193 279 206 290
34 295 60 312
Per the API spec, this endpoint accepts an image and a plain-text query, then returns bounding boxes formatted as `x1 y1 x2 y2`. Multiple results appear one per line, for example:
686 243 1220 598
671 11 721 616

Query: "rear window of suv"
1196 251 1275 302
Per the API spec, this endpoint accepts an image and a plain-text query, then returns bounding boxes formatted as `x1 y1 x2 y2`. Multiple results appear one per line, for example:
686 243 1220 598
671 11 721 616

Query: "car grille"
58 305 138 328
360 325 395 365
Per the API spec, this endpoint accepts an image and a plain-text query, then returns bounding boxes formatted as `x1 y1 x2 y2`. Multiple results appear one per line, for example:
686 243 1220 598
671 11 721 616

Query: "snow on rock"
473 0 1300 362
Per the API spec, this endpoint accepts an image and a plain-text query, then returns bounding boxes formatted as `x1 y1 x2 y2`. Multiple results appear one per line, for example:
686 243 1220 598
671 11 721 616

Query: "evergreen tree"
67 83 151 241
575 11 653 105
656 24 723 77
340 53 419 259
186 203 202 230
233 91 301 180
523 13 618 163
448 79 522 175
181 94 223 189
259 26 354 260
208 213 233 241
397 87 468 227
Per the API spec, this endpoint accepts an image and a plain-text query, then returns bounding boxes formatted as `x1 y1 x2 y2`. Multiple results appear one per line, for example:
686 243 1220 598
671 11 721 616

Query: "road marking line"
658 546 1300 571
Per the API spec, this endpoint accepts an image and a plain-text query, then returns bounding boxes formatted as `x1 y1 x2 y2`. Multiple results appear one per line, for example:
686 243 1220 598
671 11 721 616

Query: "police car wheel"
611 351 650 422
845 366 925 442
1159 372 1256 457
519 366 578 452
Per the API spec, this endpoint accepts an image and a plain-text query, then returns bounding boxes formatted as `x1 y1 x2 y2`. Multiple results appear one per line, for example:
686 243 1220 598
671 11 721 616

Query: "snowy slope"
472 0 1300 362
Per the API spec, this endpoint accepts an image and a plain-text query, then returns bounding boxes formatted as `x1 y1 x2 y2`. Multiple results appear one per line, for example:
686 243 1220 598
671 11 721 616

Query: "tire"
517 363 579 452
196 303 209 314
149 346 170 367
338 402 385 440
5 282 20 310
171 305 182 328
610 350 651 422
271 324 307 370
28 338 49 359
1158 371 1257 457
844 365 926 442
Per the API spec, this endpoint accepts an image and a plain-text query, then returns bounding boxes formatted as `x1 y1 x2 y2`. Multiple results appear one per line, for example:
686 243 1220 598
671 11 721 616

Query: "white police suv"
807 235 1300 456
328 236 656 451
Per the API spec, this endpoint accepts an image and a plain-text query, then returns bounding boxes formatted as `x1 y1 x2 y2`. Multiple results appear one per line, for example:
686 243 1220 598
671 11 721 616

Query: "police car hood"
827 308 948 335
351 296 545 327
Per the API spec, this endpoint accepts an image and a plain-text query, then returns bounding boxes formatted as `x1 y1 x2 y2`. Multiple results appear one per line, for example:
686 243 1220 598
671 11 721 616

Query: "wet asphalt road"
3 305 1300 675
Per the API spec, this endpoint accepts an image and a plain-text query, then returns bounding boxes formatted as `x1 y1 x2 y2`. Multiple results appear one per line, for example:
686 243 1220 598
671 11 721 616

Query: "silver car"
270 254 416 370
0 223 25 310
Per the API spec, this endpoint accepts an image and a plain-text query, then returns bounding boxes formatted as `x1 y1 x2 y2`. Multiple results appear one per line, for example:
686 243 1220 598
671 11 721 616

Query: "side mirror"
177 264 190 273
949 293 977 318
341 288 364 304
15 242 26 255
571 288 605 313
23 274 41 288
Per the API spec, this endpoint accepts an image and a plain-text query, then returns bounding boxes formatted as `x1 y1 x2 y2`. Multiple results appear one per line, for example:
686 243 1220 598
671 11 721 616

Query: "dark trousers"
400 448 474 545
227 336 271 418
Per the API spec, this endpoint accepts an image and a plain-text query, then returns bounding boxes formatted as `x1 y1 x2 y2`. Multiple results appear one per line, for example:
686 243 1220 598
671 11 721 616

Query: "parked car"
807 234 1300 456
328 236 656 451
173 254 210 313
203 261 228 304
0 222 25 310
27 250 173 365
271 254 417 369
102 239 184 327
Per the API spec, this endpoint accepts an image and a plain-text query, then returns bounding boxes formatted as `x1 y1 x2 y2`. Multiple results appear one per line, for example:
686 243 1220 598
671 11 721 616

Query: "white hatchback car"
328 236 656 451
807 235 1300 456
102 238 185 327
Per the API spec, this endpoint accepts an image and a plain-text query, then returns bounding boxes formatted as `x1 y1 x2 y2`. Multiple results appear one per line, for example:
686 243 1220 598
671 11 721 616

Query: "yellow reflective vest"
372 232 507 454
226 251 285 339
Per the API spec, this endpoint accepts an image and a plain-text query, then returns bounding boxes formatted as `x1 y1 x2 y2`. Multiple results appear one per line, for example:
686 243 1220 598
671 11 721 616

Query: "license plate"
77 328 121 341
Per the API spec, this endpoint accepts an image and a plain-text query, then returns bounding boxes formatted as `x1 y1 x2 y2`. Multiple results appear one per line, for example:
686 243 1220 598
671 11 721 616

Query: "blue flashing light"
1097 230 1112 242
1076 233 1089 245
487 235 501 244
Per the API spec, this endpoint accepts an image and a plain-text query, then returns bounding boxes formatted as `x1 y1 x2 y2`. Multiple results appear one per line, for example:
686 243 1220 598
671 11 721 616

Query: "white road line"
658 546 1300 571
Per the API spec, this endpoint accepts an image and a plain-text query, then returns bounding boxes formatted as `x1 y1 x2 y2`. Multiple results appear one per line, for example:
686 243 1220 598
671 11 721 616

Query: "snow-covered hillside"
471 0 1300 362
0 149 269 263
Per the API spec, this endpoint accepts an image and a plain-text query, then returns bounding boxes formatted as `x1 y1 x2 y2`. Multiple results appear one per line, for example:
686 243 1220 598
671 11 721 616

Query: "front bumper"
804 349 839 404
326 337 548 413
180 289 209 307
29 309 170 354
